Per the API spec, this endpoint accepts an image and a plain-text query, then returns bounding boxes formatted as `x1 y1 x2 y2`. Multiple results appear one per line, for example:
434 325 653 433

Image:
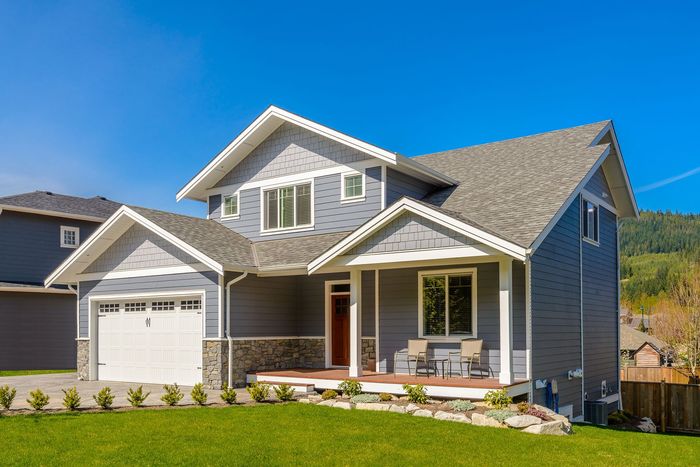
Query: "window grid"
98 303 120 313
263 183 312 231
151 301 175 311
124 302 146 312
343 174 364 199
180 299 201 311
419 270 475 339
60 226 80 248
582 199 599 243
223 193 239 217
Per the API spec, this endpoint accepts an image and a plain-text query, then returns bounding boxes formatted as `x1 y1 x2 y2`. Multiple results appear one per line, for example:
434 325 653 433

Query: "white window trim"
340 171 366 203
581 197 600 246
60 226 80 249
417 267 478 342
259 179 315 234
221 192 240 219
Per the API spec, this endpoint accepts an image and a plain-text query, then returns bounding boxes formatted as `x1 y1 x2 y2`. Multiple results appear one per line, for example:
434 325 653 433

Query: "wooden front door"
331 294 350 366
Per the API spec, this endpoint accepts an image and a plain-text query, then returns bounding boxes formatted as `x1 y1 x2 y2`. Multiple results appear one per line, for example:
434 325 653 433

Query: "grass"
0 405 698 466
0 369 75 377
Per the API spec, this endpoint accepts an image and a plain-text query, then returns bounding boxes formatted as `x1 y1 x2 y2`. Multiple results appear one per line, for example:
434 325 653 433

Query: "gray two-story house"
47 106 637 420
0 191 120 370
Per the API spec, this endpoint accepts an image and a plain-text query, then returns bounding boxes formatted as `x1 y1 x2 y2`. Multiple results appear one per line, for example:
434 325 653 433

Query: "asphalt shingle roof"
253 232 351 269
414 121 610 248
620 324 668 352
0 191 122 220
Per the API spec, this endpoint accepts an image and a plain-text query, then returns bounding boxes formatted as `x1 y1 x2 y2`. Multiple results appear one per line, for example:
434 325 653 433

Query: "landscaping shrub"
220 383 237 405
0 385 17 410
274 384 295 402
161 384 184 406
126 386 150 407
447 399 476 412
402 384 427 404
93 387 114 409
27 389 49 411
246 382 270 402
321 389 338 400
525 406 551 421
484 409 518 423
350 394 380 404
379 392 393 402
191 383 208 406
338 379 362 397
62 387 81 411
517 401 529 413
484 388 512 409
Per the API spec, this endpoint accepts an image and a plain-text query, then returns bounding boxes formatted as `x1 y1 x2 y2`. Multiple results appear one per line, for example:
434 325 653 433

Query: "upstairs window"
263 183 312 231
222 193 239 218
60 226 80 248
342 173 365 201
582 199 599 244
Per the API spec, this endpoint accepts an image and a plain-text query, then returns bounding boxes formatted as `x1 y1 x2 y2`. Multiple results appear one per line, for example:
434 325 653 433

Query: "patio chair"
448 339 483 379
393 339 429 377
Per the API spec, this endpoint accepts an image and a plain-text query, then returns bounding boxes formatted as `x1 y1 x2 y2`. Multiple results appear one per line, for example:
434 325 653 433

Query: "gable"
82 224 199 274
584 167 615 207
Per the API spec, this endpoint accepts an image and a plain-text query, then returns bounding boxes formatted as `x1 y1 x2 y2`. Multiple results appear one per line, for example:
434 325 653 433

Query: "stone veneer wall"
202 340 229 389
77 340 90 380
362 338 376 367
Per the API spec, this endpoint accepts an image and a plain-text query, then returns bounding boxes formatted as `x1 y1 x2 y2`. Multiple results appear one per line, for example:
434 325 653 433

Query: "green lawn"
0 369 75 377
0 404 697 466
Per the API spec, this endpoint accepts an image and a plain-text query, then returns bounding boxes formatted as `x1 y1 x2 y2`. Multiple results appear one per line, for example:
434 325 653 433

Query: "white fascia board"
308 198 527 274
176 105 399 202
334 245 499 268
0 286 75 295
395 154 458 186
0 204 106 223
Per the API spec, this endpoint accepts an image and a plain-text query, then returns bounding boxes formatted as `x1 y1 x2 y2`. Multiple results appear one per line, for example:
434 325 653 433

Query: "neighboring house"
620 324 669 367
0 191 121 370
46 106 638 421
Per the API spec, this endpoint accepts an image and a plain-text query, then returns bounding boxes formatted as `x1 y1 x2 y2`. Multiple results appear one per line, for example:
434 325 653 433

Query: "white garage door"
96 295 203 386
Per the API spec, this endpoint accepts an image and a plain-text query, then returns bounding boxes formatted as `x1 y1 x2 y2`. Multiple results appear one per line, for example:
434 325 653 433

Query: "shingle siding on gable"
385 168 435 205
84 224 198 274
584 167 614 206
214 122 372 187
347 212 476 256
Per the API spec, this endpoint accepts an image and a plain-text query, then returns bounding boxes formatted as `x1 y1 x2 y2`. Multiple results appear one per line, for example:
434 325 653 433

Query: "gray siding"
84 224 198 273
213 167 382 241
215 122 372 187
377 262 526 377
386 168 435 205
0 210 99 284
582 207 619 401
530 198 583 416
584 167 614 206
79 271 220 338
0 292 76 370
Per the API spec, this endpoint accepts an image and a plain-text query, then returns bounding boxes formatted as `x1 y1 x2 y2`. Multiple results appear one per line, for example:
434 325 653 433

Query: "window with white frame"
124 302 146 312
151 301 175 311
60 226 80 248
222 193 239 217
98 303 120 313
180 299 201 311
419 269 476 338
342 173 364 201
263 183 312 231
582 198 599 243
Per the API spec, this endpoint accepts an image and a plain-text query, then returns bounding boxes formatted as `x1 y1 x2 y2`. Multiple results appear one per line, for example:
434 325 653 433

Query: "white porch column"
349 269 363 377
499 258 514 385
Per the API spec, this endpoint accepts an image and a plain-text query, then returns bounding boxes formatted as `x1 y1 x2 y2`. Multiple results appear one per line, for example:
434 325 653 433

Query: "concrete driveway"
1 373 250 410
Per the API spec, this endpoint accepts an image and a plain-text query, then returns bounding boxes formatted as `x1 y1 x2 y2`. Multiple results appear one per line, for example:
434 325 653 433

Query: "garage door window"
124 302 146 312
98 303 120 313
180 299 201 311
152 301 175 311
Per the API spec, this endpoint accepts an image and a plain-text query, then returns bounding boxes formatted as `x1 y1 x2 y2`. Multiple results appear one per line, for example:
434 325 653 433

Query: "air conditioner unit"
584 401 608 426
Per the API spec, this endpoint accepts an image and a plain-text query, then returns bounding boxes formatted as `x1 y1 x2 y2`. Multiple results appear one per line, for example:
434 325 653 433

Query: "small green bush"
62 387 81 411
379 392 393 402
484 388 512 409
27 389 49 410
350 393 380 404
338 379 362 397
191 383 208 406
92 387 114 409
517 401 530 413
274 384 295 402
447 399 476 412
321 389 338 400
402 384 428 404
246 382 270 402
161 384 184 406
484 409 518 423
0 385 17 410
126 386 150 407
220 383 237 405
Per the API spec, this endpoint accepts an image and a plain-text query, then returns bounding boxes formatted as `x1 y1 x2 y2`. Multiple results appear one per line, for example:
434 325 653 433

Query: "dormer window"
582 198 599 244
60 226 80 248
341 173 365 202
263 182 313 232
222 193 239 218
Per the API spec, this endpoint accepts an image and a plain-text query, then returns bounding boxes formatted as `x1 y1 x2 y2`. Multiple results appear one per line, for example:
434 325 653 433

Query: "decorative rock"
333 401 353 410
356 402 390 411
521 420 570 436
434 411 471 423
531 404 573 430
318 400 335 407
308 395 322 402
413 409 433 418
389 405 406 414
298 398 312 404
405 403 421 413
471 413 506 428
637 417 657 433
504 415 542 428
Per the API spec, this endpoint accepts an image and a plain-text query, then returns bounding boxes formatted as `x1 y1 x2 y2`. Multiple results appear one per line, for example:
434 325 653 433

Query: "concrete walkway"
0 373 251 410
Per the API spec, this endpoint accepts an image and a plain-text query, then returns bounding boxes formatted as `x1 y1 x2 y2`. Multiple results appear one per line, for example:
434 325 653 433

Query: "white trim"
0 204 106 222
340 171 366 203
218 275 224 338
259 179 315 234
324 279 351 368
579 194 585 412
525 256 533 393
581 189 618 216
76 264 211 281
88 289 207 302
60 225 80 249
0 285 75 295
498 258 514 385
380 166 387 210
334 245 499 269
581 196 600 245
349 269 362 377
221 192 240 219
374 269 380 373
229 336 325 341
417 267 478 341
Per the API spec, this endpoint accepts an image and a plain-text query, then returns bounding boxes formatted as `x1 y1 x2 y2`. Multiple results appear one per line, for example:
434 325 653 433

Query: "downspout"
226 271 248 387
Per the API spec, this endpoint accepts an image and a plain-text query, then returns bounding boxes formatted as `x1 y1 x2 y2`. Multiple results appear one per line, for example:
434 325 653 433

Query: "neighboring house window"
98 303 120 313
582 198 599 243
151 301 175 311
341 173 365 201
222 193 239 218
60 226 80 248
263 183 312 231
180 299 201 311
124 302 146 313
418 268 477 339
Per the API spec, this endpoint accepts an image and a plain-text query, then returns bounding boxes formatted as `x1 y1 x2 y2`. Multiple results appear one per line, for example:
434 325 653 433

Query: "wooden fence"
620 366 699 384
621 381 700 434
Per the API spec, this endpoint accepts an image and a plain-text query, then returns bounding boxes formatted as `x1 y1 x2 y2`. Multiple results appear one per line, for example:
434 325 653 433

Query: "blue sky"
1 1 698 217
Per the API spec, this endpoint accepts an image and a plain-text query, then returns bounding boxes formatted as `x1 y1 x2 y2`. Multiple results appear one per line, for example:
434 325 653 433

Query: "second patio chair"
393 339 429 377
448 339 483 379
